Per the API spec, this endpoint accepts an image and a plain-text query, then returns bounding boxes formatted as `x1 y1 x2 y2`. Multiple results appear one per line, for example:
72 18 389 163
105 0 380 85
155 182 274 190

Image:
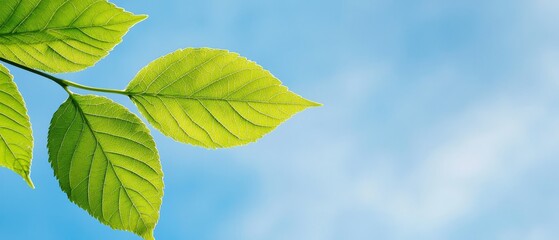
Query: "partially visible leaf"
0 0 146 73
126 48 320 149
48 94 163 240
0 63 33 188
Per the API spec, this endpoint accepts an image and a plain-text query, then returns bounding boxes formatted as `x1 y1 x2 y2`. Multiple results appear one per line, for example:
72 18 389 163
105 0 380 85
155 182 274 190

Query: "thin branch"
0 57 130 96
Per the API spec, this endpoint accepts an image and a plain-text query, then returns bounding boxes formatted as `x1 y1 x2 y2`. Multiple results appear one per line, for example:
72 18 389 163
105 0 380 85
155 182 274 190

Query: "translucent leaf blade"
0 0 146 73
126 48 320 149
48 94 163 240
0 63 33 188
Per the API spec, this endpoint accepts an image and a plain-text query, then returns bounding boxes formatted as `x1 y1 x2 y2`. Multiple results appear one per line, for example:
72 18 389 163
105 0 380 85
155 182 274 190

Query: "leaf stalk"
0 57 129 96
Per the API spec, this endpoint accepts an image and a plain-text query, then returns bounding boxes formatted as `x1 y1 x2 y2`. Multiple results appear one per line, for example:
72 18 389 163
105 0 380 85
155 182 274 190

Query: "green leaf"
0 63 33 188
126 48 320 149
48 94 163 240
0 0 146 73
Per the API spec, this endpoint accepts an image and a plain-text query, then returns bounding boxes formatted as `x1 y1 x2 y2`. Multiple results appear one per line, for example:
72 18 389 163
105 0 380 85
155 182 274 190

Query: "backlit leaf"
48 94 163 240
0 63 33 187
126 48 320 148
0 0 146 73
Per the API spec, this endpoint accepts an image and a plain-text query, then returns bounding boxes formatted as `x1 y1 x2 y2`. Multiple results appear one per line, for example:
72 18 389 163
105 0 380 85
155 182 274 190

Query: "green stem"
0 57 129 96
61 80 129 95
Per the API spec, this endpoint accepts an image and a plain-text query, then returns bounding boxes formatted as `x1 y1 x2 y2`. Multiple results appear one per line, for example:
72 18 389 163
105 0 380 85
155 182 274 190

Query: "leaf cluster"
0 0 319 239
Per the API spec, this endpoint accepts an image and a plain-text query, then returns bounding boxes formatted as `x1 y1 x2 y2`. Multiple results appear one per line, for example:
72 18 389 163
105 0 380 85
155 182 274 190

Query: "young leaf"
0 0 146 73
48 94 163 240
0 63 33 188
126 48 320 148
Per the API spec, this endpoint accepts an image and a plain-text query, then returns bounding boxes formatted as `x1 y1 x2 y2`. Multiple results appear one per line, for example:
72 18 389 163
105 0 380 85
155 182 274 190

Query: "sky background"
2 0 559 239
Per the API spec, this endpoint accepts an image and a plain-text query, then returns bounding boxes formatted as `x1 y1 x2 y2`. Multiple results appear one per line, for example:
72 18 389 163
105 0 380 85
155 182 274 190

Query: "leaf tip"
141 230 156 240
128 14 148 27
137 14 149 22
308 100 323 107
24 175 35 189
301 97 322 107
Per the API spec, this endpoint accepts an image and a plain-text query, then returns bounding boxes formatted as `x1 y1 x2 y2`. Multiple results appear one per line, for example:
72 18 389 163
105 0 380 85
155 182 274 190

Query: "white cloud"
370 97 547 233
219 53 559 240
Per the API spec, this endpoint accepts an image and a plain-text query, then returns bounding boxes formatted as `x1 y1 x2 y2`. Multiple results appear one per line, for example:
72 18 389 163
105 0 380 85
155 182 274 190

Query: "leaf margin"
125 47 321 149
0 0 148 73
47 93 163 240
0 63 34 188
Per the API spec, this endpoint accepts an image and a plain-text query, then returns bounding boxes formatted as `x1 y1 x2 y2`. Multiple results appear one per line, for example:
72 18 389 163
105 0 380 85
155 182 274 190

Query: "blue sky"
2 0 559 239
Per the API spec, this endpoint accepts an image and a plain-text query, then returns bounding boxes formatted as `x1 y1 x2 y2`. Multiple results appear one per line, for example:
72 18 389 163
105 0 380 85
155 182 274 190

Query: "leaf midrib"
70 96 151 231
129 93 315 106
0 70 29 175
0 130 27 172
0 19 140 38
